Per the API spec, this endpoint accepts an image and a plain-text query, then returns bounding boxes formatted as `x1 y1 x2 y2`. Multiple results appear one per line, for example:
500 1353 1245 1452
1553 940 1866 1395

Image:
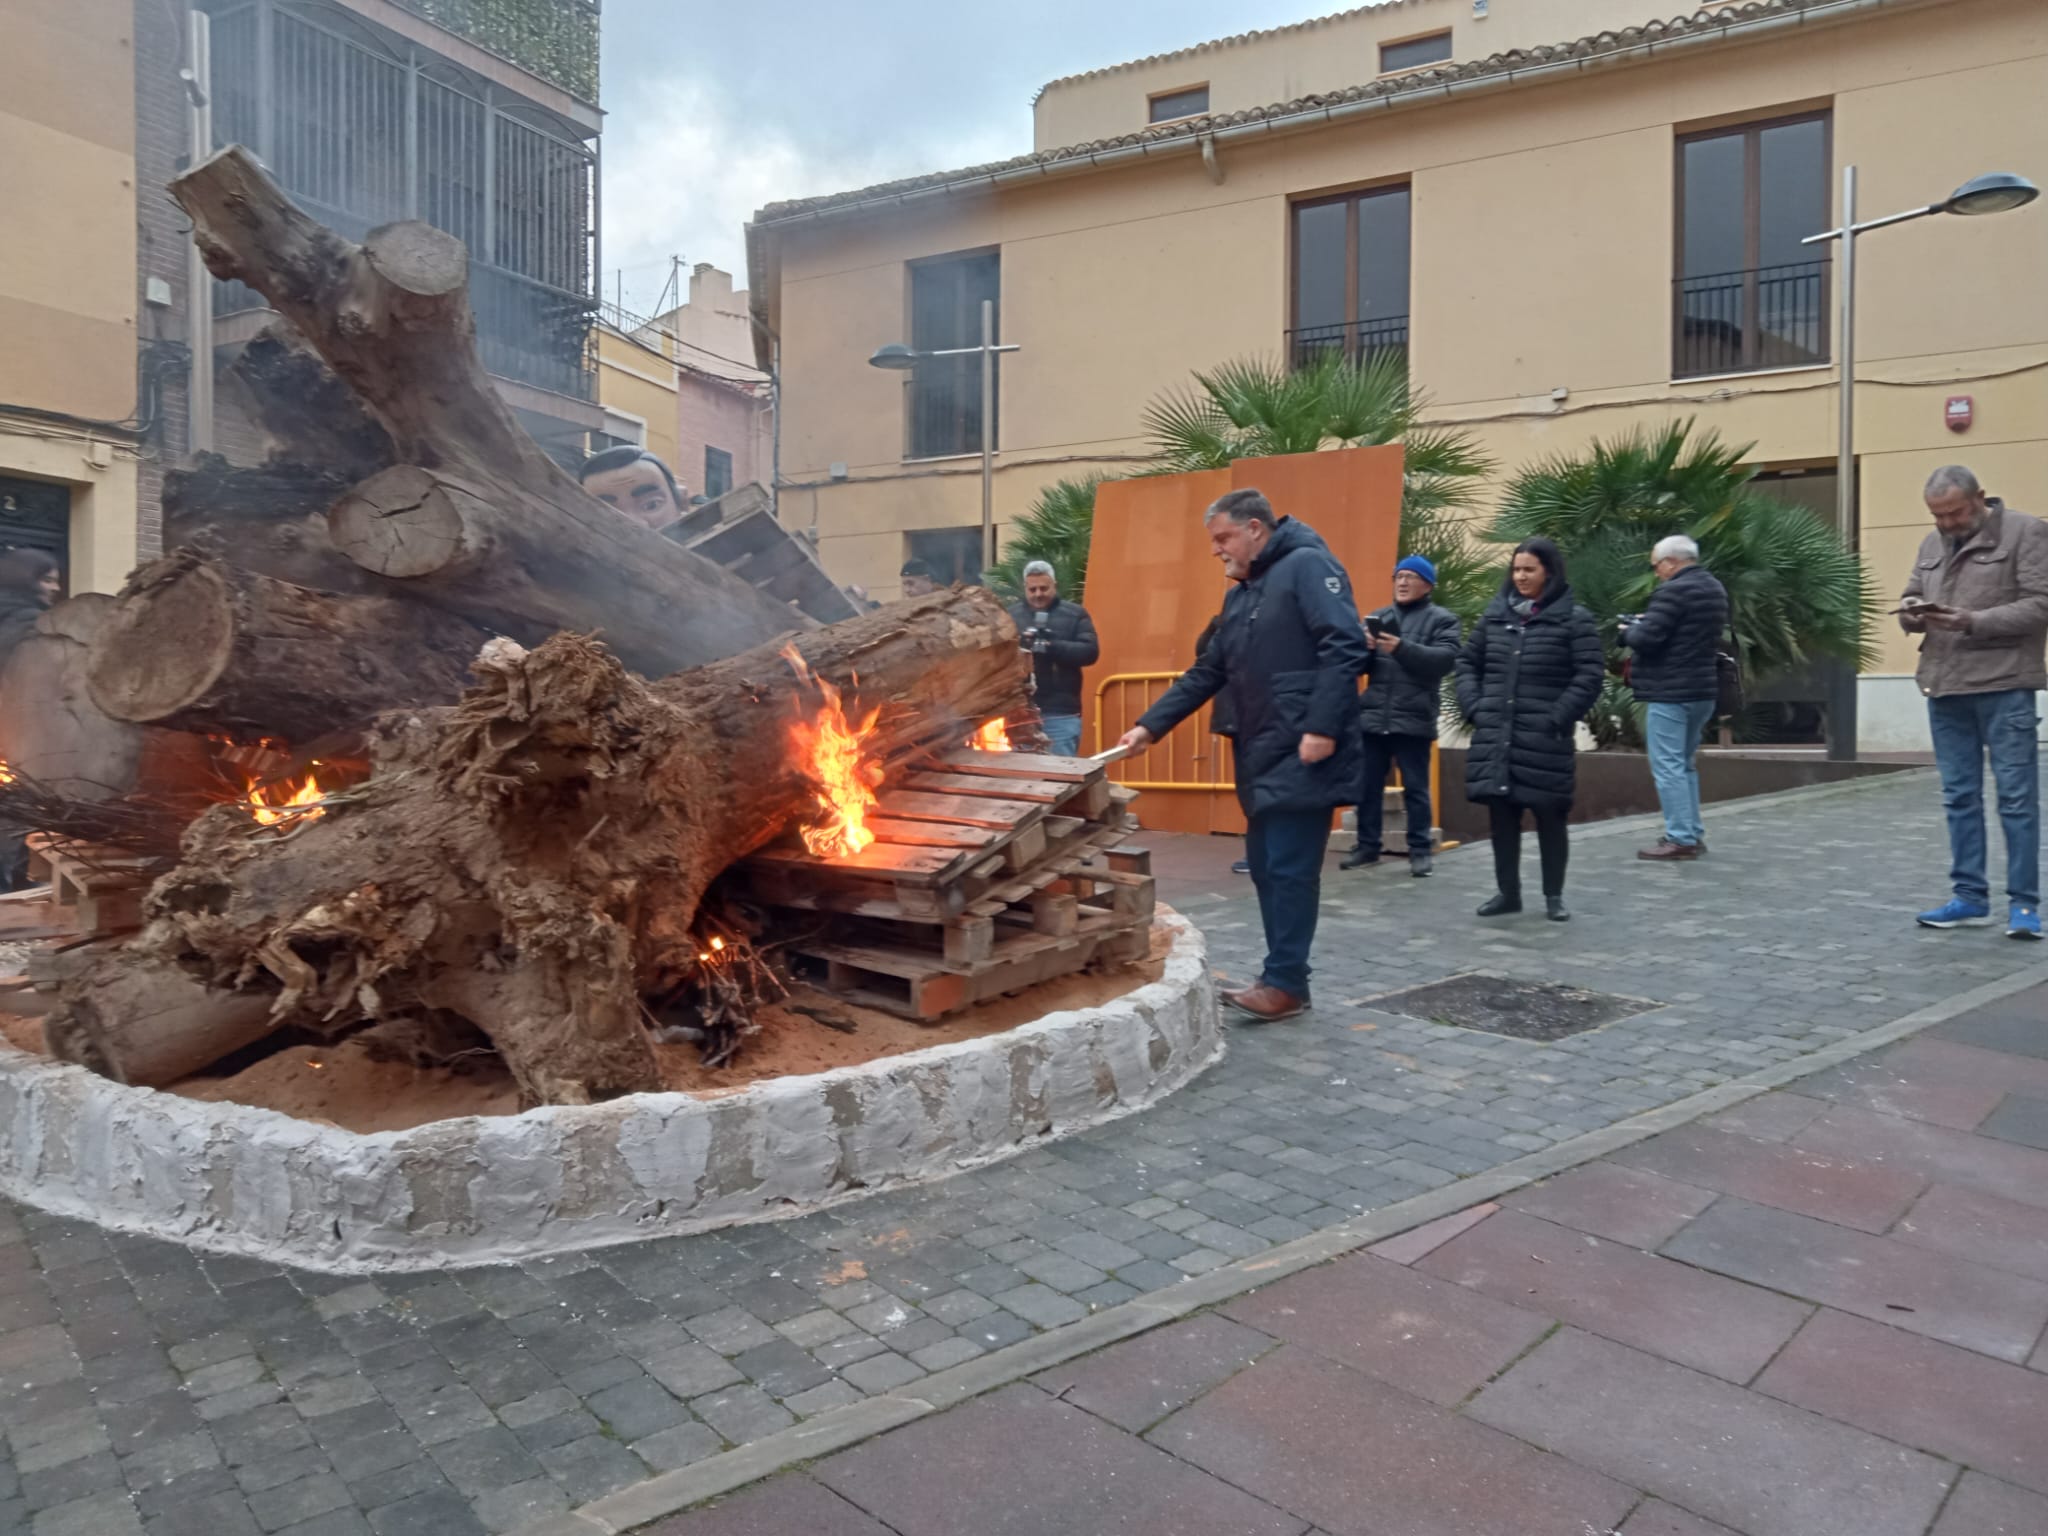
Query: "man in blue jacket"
1117 489 1370 1021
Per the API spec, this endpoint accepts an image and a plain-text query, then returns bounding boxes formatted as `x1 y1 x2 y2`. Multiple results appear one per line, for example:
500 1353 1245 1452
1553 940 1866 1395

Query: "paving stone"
627 1420 724 1474
1892 1182 2048 1284
1754 1309 2048 1496
810 1333 888 1371
641 1474 898 1535
1034 1315 1271 1433
1420 1207 1810 1382
1470 1328 1954 1536
245 1472 351 1533
906 1336 984 1372
1504 1163 1718 1249
305 1404 402 1453
688 1385 794 1443
917 1289 996 1329
1614 1124 1926 1233
1933 988 2048 1060
642 1343 744 1400
120 1432 221 1491
233 1448 331 1496
31 1490 143 1536
136 1482 259 1536
271 1511 372 1536
533 1434 647 1505
22 1452 123 1513
364 1486 487 1536
1795 1106 2048 1213
168 1335 254 1374
576 1375 684 1443
686 1308 782 1357
1931 1472 2048 1536
1619 1499 1742 1535
835 1353 924 1396
773 1309 856 1349
818 1383 1299 1536
1662 1197 2048 1364
317 1429 417 1486
956 1311 1035 1352
1981 1094 2048 1152
993 1285 1086 1329
783 1380 867 1418
13 1416 107 1474
466 1478 565 1534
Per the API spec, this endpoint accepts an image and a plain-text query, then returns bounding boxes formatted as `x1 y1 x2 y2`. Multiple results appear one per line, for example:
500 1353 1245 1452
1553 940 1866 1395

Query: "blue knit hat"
1394 554 1437 587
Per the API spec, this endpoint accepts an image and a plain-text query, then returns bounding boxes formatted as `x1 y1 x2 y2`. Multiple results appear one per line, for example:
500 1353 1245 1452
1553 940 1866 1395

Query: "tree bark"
165 455 389 597
49 588 1032 1104
174 146 811 678
85 550 491 742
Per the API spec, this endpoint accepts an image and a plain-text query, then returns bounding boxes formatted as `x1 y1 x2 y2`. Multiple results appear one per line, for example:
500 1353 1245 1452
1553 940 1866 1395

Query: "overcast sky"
597 0 1329 314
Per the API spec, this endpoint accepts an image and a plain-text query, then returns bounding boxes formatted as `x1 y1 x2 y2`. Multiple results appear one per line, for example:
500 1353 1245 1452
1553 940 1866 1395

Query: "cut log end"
85 559 236 724
328 465 470 578
363 222 468 299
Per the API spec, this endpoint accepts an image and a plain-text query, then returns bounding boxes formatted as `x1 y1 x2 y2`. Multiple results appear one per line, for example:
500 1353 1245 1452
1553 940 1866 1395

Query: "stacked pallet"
731 749 1156 1020
24 834 151 936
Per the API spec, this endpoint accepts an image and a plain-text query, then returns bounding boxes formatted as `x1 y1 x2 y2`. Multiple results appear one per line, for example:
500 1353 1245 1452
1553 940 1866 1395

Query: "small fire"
781 647 883 859
0 758 14 784
246 768 327 827
968 717 1013 752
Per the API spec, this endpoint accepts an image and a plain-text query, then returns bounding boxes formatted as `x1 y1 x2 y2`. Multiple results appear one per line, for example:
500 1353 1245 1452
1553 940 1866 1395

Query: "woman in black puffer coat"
1455 538 1607 922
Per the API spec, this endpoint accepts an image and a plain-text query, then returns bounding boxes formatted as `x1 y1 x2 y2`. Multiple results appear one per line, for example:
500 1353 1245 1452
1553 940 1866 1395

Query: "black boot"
1339 845 1380 871
1477 892 1521 917
1546 895 1570 922
1409 851 1433 878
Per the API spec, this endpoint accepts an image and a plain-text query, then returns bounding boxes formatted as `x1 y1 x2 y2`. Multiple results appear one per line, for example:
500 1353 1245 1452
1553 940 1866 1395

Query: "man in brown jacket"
1900 466 2048 939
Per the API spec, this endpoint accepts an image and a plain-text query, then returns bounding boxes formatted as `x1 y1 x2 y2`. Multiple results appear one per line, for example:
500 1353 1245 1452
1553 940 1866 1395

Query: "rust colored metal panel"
1228 444 1406 612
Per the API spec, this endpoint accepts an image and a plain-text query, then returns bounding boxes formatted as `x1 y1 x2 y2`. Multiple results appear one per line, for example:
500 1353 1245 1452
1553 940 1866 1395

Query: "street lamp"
1802 168 2039 761
870 299 1021 571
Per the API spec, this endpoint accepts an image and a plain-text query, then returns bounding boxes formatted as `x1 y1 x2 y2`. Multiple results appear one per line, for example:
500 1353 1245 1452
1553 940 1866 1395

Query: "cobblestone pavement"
642 979 2048 1536
4 769 2045 1536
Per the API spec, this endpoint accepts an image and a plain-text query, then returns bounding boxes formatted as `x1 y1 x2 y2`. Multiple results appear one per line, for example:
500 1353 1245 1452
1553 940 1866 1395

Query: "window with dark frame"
906 250 1001 460
1380 32 1452 73
1288 185 1412 371
703 446 734 501
1149 84 1209 123
1675 111 1832 378
905 527 986 588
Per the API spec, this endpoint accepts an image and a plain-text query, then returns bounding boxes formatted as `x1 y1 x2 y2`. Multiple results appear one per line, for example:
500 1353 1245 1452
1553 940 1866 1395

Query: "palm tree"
1489 419 1876 744
1141 351 1497 623
986 475 1104 602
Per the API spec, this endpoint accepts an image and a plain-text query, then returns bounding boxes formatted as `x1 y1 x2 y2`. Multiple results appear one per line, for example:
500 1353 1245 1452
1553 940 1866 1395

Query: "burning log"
46 588 1033 1104
85 550 490 741
173 146 810 678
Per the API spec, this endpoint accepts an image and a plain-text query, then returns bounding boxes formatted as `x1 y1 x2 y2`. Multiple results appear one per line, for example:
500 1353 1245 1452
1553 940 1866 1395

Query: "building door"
0 477 70 591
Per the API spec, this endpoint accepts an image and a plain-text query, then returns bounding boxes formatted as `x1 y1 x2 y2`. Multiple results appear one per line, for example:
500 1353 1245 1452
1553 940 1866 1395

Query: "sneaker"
1916 898 1993 929
1230 859 1250 876
2009 904 2043 941
1637 839 1701 861
1338 845 1381 871
1409 851 1433 878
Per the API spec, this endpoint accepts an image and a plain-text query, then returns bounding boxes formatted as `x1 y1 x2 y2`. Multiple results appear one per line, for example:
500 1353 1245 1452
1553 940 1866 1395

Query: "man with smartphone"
1342 555 1462 876
1901 465 2048 939
1009 561 1099 757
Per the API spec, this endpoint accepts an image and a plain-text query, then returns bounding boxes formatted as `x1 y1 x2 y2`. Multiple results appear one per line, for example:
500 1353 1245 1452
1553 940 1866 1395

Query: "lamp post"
1802 170 2039 761
870 299 1020 572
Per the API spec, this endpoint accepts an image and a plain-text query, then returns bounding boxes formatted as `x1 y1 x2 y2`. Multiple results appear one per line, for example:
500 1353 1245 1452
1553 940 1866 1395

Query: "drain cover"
1370 974 1656 1041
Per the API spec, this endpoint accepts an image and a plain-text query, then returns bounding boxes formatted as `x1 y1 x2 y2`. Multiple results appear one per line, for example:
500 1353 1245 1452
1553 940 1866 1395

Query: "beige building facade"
750 0 2048 752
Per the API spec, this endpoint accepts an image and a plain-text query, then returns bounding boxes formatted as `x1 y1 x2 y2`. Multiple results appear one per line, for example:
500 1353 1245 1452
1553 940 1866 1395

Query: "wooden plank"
901 770 1070 805
874 790 1041 830
1075 779 1114 819
747 841 964 886
1082 869 1156 921
736 863 964 921
944 917 994 964
1029 892 1078 937
931 749 1098 783
1106 847 1152 876
865 817 1000 850
999 822 1047 874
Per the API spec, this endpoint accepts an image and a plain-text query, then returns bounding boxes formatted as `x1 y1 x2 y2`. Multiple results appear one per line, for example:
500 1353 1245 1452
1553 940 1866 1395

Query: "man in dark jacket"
1342 554 1461 877
1009 561 1099 756
1623 534 1730 862
1117 489 1370 1021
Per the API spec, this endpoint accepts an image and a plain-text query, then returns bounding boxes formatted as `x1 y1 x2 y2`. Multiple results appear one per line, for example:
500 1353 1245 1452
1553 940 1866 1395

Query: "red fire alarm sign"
1947 396 1974 433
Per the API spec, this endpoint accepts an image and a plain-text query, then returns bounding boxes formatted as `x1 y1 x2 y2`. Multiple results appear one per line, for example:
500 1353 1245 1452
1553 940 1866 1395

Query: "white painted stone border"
0 911 1219 1273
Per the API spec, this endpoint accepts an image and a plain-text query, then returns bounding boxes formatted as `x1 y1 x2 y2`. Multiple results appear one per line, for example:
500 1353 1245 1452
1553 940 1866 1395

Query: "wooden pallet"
24 834 153 936
730 750 1154 1020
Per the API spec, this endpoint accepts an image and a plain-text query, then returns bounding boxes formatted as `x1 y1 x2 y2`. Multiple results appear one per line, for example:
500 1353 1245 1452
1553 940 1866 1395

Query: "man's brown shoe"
1223 984 1307 1022
1638 839 1701 861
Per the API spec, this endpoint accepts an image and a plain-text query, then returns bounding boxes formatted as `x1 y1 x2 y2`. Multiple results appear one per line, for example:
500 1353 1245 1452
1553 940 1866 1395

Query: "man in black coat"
1008 561 1099 757
1622 534 1729 861
1117 489 1370 1021
1342 554 1462 877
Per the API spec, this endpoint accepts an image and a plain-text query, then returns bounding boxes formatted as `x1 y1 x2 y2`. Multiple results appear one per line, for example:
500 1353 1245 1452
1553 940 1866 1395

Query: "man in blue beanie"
1342 554 1463 876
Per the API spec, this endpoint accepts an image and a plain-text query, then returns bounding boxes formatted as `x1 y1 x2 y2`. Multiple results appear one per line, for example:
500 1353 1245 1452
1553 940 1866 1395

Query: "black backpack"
1714 640 1745 720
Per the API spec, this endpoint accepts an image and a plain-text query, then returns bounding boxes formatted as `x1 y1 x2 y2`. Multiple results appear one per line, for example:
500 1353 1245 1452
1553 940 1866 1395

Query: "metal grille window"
1675 112 1832 377
271 11 406 231
418 74 487 253
1288 185 1411 370
906 250 1000 460
704 447 734 500
494 114 589 294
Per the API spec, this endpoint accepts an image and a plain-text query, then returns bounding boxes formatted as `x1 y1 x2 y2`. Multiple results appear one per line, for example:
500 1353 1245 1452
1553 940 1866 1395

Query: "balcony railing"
1675 260 1830 378
1287 315 1409 372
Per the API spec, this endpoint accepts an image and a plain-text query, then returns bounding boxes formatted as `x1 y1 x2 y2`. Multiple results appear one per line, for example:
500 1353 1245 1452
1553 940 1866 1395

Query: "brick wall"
132 0 197 560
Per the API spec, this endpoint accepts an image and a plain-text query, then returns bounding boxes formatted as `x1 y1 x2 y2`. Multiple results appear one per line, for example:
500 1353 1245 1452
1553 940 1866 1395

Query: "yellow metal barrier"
1091 671 1445 842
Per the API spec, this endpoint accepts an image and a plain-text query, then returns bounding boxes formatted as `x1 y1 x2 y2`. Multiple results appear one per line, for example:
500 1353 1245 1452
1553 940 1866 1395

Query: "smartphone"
1364 616 1388 640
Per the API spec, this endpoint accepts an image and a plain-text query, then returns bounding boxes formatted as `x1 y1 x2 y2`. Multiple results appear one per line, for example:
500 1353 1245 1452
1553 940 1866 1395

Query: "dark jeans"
1487 799 1570 900
1928 689 2040 907
1245 806 1331 997
1356 732 1433 854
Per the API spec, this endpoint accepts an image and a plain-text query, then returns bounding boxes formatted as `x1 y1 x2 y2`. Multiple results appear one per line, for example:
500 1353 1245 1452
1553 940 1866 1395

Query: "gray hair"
1021 560 1056 582
1652 534 1699 564
1207 488 1278 527
1925 465 1983 500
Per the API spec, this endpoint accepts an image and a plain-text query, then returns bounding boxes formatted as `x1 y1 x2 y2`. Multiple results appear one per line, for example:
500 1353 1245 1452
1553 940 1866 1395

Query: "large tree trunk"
173 146 812 678
165 456 391 598
85 551 489 741
47 589 1031 1101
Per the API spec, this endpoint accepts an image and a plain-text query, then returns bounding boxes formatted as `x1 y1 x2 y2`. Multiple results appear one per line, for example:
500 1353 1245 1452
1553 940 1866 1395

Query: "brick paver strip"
1029 1314 1273 1432
639 1474 894 1536
1221 1253 1549 1407
7 772 2048 1536
1753 1308 2048 1495
1150 1342 1635 1536
1501 1162 1715 1249
1619 1500 1743 1536
1979 1092 2048 1152
1930 1472 2048 1536
1469 1328 1955 1536
1891 1181 2048 1284
1794 1104 2048 1211
1662 1196 2048 1362
1611 1121 1928 1232
1805 1036 2048 1131
1419 1208 1811 1382
1929 983 2048 1060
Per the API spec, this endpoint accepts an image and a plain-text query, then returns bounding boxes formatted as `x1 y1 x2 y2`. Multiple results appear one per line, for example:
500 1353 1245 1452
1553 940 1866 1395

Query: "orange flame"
246 768 326 827
0 758 14 785
781 647 883 859
968 718 1013 752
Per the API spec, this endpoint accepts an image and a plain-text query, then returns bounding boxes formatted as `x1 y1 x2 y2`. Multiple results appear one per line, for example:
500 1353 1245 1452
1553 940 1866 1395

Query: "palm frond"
986 476 1106 600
